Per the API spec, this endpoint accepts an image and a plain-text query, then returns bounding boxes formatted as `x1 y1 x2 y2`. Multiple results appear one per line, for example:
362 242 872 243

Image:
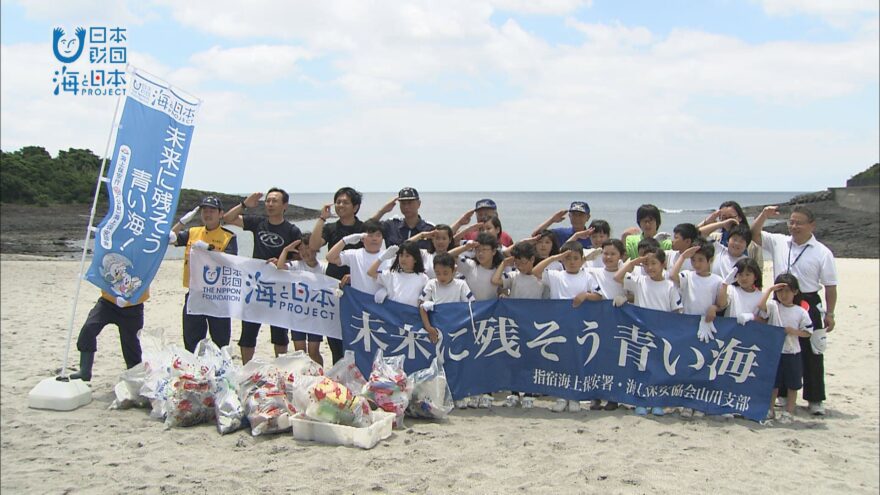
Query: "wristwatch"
239 199 247 211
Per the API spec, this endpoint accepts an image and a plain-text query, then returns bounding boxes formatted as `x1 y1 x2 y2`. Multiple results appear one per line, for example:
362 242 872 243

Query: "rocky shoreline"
1 191 876 258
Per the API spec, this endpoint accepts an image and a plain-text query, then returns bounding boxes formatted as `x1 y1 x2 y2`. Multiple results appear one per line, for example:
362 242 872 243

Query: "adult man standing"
532 201 593 248
452 198 514 247
309 186 365 364
751 204 838 415
223 187 302 364
369 187 434 249
171 196 238 352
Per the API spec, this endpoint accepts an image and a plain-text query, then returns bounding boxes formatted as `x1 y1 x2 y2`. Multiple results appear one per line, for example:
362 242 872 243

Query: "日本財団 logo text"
52 25 128 96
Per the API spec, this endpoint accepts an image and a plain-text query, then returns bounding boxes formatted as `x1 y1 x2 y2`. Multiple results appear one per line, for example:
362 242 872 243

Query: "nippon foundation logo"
51 25 128 96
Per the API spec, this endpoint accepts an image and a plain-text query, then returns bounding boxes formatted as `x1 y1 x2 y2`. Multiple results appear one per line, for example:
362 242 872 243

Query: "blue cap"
200 196 223 210
569 201 590 214
475 198 497 210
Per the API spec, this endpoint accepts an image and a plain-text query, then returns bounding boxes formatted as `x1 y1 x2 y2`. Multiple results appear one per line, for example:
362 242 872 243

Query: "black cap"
475 198 497 210
199 196 223 210
398 187 420 201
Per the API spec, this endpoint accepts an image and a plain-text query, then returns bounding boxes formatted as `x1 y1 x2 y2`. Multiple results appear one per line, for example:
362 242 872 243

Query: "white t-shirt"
542 268 599 300
584 249 605 269
338 248 382 295
586 267 625 300
665 250 693 274
678 271 724 316
420 278 474 304
725 285 764 319
457 257 499 301
711 244 747 282
623 273 682 312
286 260 328 275
502 271 545 299
766 300 813 354
376 270 429 307
420 249 436 279
760 232 838 293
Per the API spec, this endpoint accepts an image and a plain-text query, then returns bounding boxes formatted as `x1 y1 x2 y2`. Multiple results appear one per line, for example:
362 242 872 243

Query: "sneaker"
651 406 665 417
603 401 619 411
504 394 520 408
777 410 793 424
634 406 648 416
551 398 568 412
776 397 787 408
693 410 705 418
567 400 581 413
721 413 735 420
454 399 468 409
466 396 479 409
809 401 826 416
521 397 535 409
680 407 694 419
478 394 493 409
589 399 603 411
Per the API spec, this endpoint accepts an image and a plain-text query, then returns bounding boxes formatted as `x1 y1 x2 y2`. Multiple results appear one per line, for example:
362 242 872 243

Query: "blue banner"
85 68 199 304
341 289 785 421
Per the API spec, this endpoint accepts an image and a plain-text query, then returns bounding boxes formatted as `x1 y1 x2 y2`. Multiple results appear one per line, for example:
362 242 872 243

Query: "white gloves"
736 312 755 325
723 267 739 286
421 301 435 312
192 240 210 251
343 233 366 245
179 205 200 225
168 231 178 244
335 288 345 299
379 245 399 262
115 297 128 308
374 288 388 304
697 319 718 343
612 295 628 307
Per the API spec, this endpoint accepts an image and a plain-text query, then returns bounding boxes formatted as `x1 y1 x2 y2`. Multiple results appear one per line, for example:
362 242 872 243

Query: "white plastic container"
290 410 394 449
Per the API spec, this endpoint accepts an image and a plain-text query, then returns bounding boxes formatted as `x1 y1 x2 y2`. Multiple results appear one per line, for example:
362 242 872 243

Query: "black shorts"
289 330 322 343
239 321 290 347
775 353 803 391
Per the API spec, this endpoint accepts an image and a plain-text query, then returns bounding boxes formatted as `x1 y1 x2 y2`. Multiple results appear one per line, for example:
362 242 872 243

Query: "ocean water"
161 191 800 260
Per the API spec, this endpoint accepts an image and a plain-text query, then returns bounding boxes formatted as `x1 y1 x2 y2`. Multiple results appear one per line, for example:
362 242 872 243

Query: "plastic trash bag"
326 350 367 393
109 362 149 410
195 340 244 435
406 358 453 420
361 350 412 429
162 348 214 428
238 360 295 436
304 377 373 427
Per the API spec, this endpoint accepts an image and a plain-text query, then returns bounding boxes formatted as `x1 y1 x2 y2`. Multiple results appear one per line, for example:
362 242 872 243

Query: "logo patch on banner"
52 25 128 96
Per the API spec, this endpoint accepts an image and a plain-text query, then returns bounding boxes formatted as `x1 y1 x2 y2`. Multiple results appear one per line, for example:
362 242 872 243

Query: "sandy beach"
1 255 877 494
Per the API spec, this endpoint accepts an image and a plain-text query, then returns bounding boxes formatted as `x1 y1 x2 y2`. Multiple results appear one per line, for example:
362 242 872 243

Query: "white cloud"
756 0 879 27
14 0 155 26
489 0 590 16
188 45 313 84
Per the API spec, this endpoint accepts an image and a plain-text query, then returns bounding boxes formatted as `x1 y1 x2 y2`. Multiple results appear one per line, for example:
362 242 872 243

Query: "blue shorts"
775 353 803 391
290 330 322 343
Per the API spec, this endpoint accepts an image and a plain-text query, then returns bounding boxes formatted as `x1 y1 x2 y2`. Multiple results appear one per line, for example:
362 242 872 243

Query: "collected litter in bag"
195 339 244 435
109 362 149 410
361 350 412 429
239 360 295 436
326 350 367 393
406 357 453 420
162 349 214 428
304 377 373 427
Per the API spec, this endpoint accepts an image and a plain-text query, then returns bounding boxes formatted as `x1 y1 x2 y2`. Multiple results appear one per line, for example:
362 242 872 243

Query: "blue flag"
85 68 199 304
341 289 785 421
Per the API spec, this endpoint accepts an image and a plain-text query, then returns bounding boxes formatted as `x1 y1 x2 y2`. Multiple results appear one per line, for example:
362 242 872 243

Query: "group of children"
268 199 810 423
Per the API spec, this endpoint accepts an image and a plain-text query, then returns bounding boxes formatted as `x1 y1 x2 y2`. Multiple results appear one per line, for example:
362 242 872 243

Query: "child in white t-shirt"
367 241 429 307
759 273 813 423
724 258 765 324
669 242 727 418
448 232 504 301
276 233 328 366
534 240 601 413
418 253 475 408
408 224 455 279
327 220 384 295
711 223 750 282
492 242 545 300
665 223 699 274
615 247 682 418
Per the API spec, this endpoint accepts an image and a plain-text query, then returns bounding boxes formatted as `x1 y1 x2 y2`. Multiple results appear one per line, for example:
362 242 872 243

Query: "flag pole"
58 89 125 380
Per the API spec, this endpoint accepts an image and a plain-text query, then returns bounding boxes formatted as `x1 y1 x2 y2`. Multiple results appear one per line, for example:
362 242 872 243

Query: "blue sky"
1 0 877 192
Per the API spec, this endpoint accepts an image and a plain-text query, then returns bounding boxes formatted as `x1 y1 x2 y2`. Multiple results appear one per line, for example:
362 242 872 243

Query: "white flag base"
28 377 92 411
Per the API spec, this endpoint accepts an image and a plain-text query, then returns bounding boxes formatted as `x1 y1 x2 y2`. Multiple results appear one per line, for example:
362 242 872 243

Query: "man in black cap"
370 187 434 249
452 198 514 247
532 201 593 248
170 196 238 352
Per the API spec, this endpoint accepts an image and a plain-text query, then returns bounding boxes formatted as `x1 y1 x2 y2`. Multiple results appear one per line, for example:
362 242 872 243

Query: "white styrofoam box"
290 410 395 449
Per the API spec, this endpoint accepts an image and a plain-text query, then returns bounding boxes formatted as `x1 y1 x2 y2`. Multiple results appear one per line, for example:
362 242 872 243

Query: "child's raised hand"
681 245 701 259
465 240 480 251
520 235 540 244
721 217 740 229
769 282 788 292
634 255 649 266
462 223 483 233
502 256 515 266
456 209 475 225
283 240 301 251
422 230 436 240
